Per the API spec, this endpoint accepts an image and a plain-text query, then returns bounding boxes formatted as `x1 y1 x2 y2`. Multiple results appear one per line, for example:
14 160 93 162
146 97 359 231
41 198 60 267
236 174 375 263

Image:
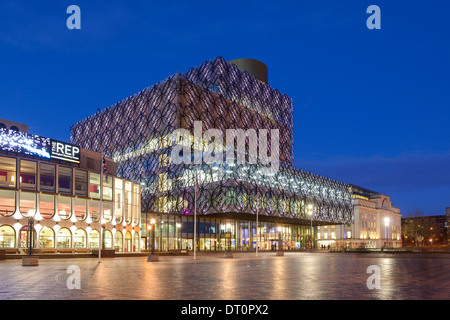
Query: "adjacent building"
0 123 141 253
401 208 449 246
317 185 402 249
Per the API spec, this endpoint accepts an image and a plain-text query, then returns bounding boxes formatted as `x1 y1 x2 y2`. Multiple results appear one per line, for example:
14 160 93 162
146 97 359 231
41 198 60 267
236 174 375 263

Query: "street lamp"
27 210 34 257
176 223 181 250
224 222 233 258
308 205 313 250
147 218 158 262
276 226 284 256
22 210 38 266
384 217 390 249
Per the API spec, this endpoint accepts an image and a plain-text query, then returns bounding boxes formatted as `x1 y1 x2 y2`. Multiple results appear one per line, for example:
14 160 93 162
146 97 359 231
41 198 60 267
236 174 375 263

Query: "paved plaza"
0 252 449 300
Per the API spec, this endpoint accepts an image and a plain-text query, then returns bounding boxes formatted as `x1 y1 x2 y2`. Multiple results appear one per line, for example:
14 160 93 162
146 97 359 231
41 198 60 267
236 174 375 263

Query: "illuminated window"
74 229 87 248
39 227 54 248
124 232 132 252
104 230 113 249
74 198 87 221
75 169 88 197
89 173 100 199
114 230 123 252
89 200 100 222
132 184 140 225
114 178 123 224
133 232 139 252
39 163 55 192
103 201 113 223
57 196 72 220
20 191 36 217
0 156 16 188
102 175 113 200
39 194 55 219
58 166 73 194
57 228 72 248
0 225 16 248
0 189 15 217
20 160 36 190
89 229 100 248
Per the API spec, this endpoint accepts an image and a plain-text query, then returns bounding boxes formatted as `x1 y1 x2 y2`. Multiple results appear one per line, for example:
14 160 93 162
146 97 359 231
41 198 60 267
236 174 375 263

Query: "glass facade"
142 213 313 252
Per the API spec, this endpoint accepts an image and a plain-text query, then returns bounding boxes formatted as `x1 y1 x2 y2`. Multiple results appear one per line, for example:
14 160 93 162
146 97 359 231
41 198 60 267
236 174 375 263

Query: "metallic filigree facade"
71 57 353 225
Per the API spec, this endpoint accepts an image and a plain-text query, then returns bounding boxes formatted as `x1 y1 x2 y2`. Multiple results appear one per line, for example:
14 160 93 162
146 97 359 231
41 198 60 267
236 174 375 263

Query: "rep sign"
51 140 81 163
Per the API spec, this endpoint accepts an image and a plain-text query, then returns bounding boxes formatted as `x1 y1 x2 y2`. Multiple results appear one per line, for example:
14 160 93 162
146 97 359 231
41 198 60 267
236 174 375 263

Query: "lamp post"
22 210 38 266
28 215 34 257
276 226 284 256
147 218 158 262
308 205 314 250
224 222 233 258
384 217 390 249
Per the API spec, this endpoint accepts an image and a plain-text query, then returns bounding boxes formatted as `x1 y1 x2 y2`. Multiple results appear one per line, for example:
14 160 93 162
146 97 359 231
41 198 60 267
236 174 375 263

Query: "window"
75 169 88 197
103 175 113 200
114 178 123 224
0 156 16 188
19 226 35 248
39 194 55 219
114 231 123 252
132 184 140 225
57 196 72 220
58 166 72 194
89 229 100 248
74 229 87 248
124 181 132 224
133 232 139 252
124 232 132 252
57 228 72 248
40 163 55 192
103 201 113 223
20 160 37 190
20 192 36 217
0 189 16 217
89 200 100 223
74 198 87 221
104 230 113 249
39 227 54 248
89 173 100 199
0 225 16 248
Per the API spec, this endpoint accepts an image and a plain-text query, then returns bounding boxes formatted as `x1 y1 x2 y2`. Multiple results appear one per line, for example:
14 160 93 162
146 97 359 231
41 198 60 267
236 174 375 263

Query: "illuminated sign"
0 128 51 158
50 140 80 163
0 128 81 163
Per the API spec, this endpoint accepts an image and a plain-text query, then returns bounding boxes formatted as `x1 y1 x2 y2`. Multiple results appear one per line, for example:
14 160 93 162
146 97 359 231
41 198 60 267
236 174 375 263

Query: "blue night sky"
0 1 449 217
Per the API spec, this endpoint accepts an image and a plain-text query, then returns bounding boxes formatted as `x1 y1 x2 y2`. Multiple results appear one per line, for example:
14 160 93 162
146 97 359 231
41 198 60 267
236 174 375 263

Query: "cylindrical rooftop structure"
229 58 268 84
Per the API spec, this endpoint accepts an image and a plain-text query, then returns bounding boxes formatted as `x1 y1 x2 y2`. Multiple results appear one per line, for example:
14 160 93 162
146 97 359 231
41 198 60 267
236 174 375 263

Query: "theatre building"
0 121 141 254
71 57 354 252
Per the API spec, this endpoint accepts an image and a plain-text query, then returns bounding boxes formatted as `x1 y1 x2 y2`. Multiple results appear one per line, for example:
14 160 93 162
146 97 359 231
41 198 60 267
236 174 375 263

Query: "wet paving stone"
0 252 449 300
